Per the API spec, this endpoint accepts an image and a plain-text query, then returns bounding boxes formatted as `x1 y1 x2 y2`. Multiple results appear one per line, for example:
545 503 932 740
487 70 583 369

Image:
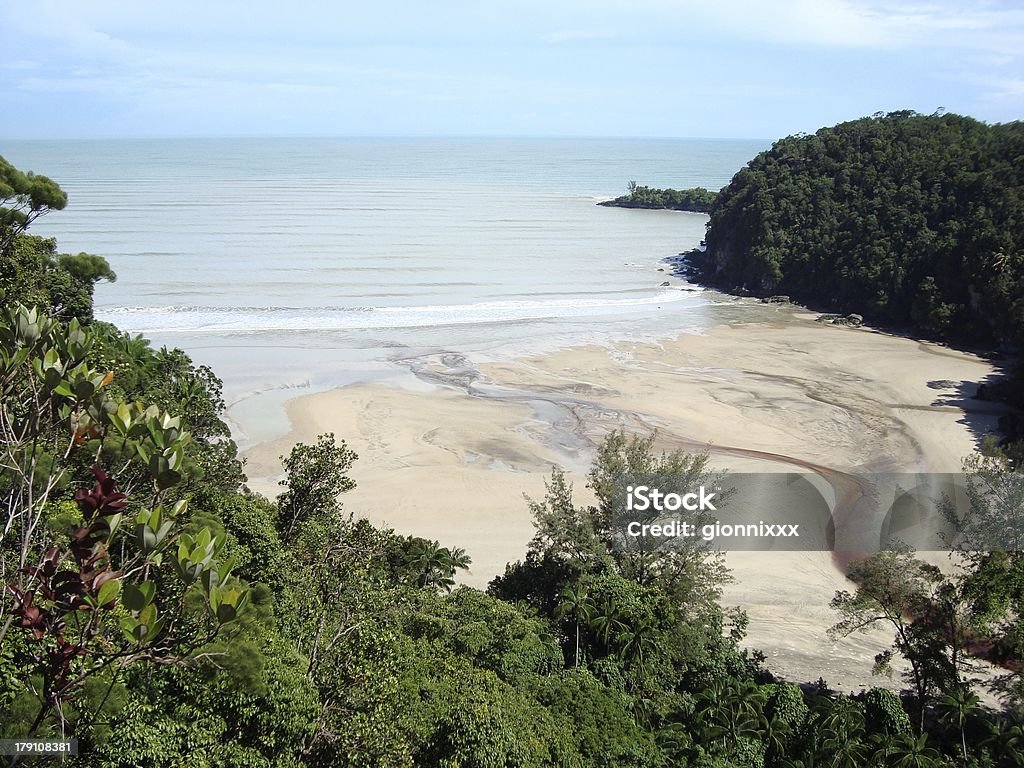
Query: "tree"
695 679 766 757
400 537 471 592
830 550 964 731
56 252 116 286
276 433 357 543
884 732 944 768
983 710 1024 767
525 430 728 612
0 155 67 255
1 158 119 324
935 687 981 766
588 594 629 652
1 235 116 322
555 583 594 667
588 430 729 609
527 466 606 565
941 450 1024 703
0 304 249 737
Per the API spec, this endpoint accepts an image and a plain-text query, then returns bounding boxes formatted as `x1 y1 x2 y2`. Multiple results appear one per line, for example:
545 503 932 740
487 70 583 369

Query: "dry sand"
242 312 1005 690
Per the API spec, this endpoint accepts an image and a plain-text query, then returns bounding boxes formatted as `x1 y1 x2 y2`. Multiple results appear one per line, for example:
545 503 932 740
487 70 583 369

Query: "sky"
1 0 1022 140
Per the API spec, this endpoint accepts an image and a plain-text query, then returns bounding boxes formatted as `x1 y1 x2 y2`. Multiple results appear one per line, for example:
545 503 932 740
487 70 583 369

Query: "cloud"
1 0 1020 138
687 0 1024 49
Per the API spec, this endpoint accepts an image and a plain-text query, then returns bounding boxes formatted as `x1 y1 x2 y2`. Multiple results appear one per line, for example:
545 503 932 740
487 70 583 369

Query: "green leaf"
137 604 158 637
43 366 62 391
216 603 237 623
72 378 95 399
133 441 150 464
137 524 158 552
167 446 183 471
120 616 140 644
138 580 156 606
122 583 146 612
97 578 121 607
104 511 122 540
155 520 173 546
155 468 181 490
122 580 155 612
149 453 169 481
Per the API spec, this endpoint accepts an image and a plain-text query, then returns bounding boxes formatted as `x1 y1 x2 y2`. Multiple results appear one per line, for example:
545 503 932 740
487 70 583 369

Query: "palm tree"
982 711 1024 768
695 680 731 752
714 706 761 752
555 584 593 667
695 679 766 754
119 332 154 370
654 722 690 763
936 687 981 765
446 546 470 570
401 538 470 592
761 714 792 765
726 679 766 722
819 727 868 768
885 732 942 768
587 595 628 652
615 616 659 675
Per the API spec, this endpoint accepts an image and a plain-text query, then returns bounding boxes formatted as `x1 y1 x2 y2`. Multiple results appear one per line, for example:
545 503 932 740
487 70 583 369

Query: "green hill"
689 111 1024 347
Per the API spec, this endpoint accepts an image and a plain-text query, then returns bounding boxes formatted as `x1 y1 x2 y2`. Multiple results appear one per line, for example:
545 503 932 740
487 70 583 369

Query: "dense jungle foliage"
689 111 1024 349
3 151 1024 767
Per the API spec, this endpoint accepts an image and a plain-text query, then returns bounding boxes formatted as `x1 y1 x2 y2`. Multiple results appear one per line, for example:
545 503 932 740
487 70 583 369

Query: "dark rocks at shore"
816 313 864 327
597 199 713 214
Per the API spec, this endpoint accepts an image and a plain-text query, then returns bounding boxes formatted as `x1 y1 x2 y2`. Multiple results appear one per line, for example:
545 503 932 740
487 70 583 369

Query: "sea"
3 138 770 445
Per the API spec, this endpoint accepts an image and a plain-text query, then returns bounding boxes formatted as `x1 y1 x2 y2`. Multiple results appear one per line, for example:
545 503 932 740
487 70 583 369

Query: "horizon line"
0 133 773 143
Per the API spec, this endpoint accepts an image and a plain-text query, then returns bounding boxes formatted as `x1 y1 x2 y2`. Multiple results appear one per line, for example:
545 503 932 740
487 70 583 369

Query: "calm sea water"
3 138 768 442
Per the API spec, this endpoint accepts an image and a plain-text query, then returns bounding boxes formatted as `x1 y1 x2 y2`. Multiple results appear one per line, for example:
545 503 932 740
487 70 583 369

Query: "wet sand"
242 312 1003 689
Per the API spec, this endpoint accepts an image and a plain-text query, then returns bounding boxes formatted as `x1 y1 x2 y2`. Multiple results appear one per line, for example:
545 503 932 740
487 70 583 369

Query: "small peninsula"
598 181 717 212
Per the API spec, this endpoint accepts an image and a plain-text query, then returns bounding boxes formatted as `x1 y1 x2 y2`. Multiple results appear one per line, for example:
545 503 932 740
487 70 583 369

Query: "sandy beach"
242 310 1004 689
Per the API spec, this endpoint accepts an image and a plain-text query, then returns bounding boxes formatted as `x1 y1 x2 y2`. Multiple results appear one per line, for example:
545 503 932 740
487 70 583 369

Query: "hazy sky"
2 0 1022 140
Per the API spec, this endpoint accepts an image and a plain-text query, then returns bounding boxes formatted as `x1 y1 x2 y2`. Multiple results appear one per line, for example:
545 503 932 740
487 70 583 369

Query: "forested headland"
687 111 1024 352
4 152 1024 767
599 182 718 213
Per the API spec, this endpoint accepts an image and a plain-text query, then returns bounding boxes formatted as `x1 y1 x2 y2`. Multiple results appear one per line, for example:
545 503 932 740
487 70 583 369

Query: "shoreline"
240 310 1003 688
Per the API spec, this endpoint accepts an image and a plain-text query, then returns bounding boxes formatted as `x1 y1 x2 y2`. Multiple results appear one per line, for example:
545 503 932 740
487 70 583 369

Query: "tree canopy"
0 154 67 253
689 111 1024 348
